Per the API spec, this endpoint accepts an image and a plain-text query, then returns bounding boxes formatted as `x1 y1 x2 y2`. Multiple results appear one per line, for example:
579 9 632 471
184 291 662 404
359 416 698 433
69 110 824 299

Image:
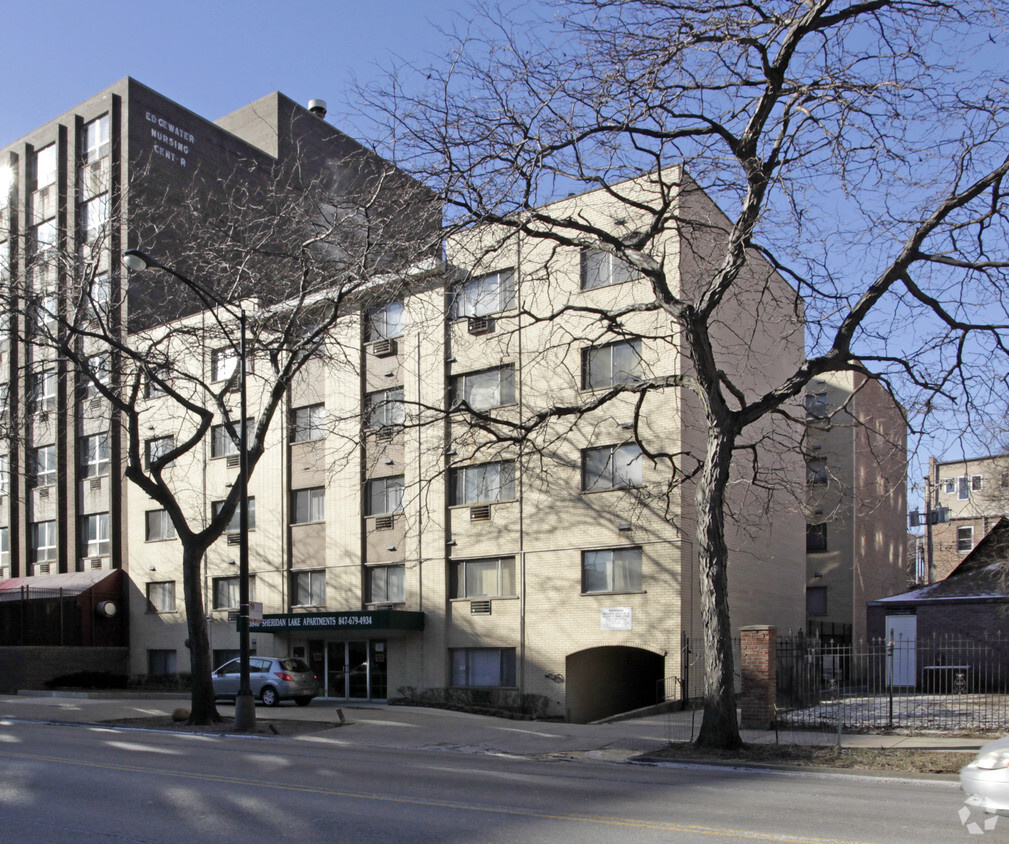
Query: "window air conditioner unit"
371 338 397 358
38 487 50 498
90 397 102 409
470 600 492 615
467 316 492 335
226 454 240 468
90 478 102 491
38 563 51 574
227 533 241 546
469 504 491 521
90 558 103 570
375 515 395 530
374 428 395 443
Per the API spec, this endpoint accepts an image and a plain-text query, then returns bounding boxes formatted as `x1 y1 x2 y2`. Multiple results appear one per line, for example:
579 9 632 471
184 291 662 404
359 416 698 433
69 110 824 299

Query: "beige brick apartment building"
1 81 811 720
804 371 907 643
926 453 1009 581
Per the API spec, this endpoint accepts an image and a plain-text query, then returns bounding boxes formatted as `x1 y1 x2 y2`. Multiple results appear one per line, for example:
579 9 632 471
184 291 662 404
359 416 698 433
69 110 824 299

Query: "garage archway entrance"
565 646 664 723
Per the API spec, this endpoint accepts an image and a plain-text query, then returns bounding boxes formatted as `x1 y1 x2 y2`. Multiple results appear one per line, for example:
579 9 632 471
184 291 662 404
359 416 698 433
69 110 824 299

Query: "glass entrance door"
324 640 387 700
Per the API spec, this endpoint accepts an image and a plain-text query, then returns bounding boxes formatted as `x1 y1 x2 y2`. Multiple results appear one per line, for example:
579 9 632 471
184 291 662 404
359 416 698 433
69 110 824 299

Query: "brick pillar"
739 625 777 730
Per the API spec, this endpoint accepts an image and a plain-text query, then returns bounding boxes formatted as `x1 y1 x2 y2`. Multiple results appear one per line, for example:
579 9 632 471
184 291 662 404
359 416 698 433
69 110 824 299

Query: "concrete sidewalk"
0 691 989 762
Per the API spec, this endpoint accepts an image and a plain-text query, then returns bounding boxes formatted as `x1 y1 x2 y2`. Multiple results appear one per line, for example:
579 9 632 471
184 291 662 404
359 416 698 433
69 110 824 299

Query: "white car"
961 736 1009 813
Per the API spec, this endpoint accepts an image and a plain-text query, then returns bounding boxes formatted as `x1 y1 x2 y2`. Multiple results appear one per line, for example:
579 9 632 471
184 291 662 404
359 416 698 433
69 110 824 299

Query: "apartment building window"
80 513 110 558
30 520 57 562
81 114 110 164
450 365 515 411
0 240 8 279
806 586 828 617
804 392 829 418
367 565 405 604
943 478 956 494
582 443 642 491
82 353 110 400
291 403 325 443
451 648 517 688
33 144 57 191
79 193 110 243
210 419 252 458
34 291 58 336
972 475 984 491
582 339 642 389
0 454 8 496
365 301 404 340
365 476 405 515
148 650 178 675
959 477 970 500
582 547 642 593
213 575 256 609
581 248 637 290
146 509 176 542
146 581 176 613
291 487 325 524
449 461 515 506
957 525 974 552
0 527 8 566
450 269 515 318
212 498 256 532
80 432 110 478
84 274 111 321
31 444 57 487
291 570 326 607
806 523 828 553
806 459 828 486
31 219 57 258
29 369 56 414
145 365 170 398
211 347 238 382
145 435 175 469
453 557 516 599
365 388 405 428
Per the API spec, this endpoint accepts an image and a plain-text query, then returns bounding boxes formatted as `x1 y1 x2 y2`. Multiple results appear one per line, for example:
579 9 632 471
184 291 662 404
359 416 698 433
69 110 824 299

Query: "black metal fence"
775 631 1009 733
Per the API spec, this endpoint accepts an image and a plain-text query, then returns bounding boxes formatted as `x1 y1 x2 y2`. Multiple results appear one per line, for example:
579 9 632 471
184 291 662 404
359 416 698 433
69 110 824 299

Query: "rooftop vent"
308 99 328 118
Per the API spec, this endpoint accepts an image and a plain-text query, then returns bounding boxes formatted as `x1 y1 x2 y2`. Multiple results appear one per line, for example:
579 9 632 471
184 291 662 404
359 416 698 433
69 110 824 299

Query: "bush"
392 686 556 719
45 671 128 690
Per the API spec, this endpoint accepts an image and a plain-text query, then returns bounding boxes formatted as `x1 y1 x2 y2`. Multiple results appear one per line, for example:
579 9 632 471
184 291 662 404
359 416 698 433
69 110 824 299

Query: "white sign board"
600 607 632 631
249 601 264 624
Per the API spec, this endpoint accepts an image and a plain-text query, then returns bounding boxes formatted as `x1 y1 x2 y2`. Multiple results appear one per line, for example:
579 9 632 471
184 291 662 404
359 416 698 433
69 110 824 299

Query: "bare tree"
12 133 438 724
366 0 1009 747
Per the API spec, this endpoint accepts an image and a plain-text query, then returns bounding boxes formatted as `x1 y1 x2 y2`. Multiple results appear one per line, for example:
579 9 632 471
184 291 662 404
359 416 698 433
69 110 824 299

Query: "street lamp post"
122 248 256 731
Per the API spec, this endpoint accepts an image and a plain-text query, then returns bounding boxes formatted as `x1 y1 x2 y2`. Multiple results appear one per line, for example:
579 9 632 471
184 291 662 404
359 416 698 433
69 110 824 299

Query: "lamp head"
122 249 154 272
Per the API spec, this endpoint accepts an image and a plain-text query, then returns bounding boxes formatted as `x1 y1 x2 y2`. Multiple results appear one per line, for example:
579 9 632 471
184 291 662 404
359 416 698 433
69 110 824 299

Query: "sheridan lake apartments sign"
249 609 424 634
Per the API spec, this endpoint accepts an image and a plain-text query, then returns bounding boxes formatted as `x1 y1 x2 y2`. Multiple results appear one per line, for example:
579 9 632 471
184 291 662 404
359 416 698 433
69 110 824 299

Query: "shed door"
885 614 916 687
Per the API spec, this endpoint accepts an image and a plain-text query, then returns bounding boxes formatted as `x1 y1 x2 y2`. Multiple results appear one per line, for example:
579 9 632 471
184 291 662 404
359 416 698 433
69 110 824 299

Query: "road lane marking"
0 748 894 843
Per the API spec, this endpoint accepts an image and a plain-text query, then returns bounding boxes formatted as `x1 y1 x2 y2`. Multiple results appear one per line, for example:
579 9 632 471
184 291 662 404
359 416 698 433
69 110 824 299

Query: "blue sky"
0 0 470 147
0 0 985 507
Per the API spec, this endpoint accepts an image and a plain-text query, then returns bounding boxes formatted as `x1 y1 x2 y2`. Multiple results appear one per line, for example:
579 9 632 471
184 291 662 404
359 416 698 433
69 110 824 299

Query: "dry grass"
644 743 974 774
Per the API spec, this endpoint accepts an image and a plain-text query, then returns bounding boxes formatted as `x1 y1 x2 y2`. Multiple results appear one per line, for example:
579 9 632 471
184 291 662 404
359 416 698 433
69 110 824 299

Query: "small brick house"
866 518 1009 690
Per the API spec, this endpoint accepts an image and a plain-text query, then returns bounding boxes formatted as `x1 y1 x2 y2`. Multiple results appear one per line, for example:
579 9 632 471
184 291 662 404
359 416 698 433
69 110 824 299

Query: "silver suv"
212 656 319 707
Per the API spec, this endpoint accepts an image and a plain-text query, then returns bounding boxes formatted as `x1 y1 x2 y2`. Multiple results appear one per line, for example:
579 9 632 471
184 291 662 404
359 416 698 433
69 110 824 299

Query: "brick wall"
739 625 777 728
0 647 128 691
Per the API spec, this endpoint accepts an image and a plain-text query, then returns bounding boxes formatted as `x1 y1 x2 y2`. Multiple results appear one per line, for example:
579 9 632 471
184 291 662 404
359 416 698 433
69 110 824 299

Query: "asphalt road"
0 721 979 843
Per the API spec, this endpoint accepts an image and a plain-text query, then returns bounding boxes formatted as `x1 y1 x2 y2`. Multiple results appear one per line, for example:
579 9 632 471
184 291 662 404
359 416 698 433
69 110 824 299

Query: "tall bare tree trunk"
695 426 743 749
181 543 218 725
